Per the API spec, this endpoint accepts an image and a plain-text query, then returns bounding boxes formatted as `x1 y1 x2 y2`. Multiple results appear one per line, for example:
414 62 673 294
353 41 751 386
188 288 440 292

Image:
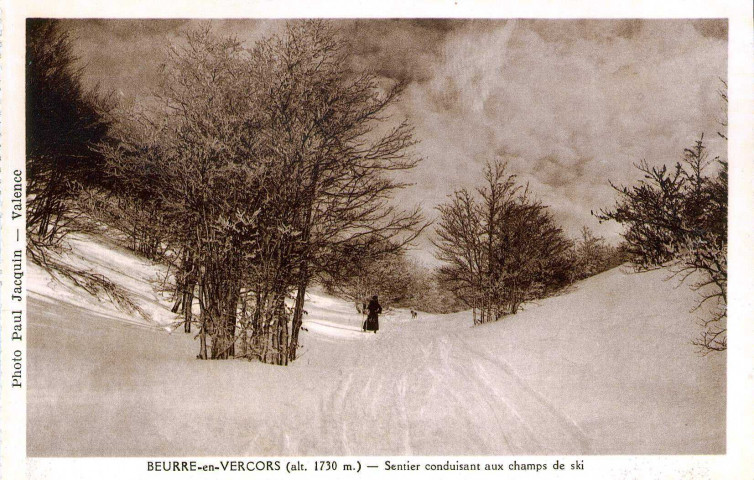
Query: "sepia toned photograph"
24 18 727 458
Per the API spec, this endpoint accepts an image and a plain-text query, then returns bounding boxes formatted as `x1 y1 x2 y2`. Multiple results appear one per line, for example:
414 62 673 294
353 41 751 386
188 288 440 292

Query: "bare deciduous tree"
435 160 573 324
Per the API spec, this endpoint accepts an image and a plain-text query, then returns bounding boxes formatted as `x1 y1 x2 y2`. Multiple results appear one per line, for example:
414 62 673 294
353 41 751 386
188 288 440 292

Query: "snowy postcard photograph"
7 6 746 472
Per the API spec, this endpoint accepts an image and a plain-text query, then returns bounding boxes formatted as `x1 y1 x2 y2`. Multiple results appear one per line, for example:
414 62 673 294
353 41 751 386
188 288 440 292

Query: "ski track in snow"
457 336 593 453
309 318 591 455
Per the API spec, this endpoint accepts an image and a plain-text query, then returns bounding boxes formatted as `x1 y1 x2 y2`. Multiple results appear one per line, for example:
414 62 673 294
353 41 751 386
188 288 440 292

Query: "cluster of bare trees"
29 19 726 358
570 227 627 281
598 135 727 352
322 247 423 312
26 20 114 250
434 160 574 324
90 22 423 363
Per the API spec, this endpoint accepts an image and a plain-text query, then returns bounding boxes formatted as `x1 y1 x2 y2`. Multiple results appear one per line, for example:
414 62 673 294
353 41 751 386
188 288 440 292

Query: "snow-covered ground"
27 233 725 456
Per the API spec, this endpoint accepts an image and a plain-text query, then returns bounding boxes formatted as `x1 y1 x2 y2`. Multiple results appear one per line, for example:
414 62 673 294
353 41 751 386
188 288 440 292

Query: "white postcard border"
2 1 752 479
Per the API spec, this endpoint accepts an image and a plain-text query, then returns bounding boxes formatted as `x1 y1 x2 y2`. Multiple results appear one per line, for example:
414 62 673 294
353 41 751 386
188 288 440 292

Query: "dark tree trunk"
198 309 208 360
183 284 194 333
289 271 308 361
225 284 239 358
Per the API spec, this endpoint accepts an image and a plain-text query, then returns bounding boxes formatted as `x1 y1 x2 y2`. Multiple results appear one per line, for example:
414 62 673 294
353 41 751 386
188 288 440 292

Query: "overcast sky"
60 18 727 266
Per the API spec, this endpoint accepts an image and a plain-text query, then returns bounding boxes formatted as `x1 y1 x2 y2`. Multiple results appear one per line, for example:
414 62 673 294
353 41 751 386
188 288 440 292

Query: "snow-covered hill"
27 233 725 456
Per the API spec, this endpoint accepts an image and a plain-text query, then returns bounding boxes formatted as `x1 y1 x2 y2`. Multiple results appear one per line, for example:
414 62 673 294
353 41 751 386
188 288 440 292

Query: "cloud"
57 19 727 265
387 19 726 259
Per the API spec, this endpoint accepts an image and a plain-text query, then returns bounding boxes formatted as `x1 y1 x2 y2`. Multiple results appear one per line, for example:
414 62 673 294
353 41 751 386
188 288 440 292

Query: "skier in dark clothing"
364 295 382 333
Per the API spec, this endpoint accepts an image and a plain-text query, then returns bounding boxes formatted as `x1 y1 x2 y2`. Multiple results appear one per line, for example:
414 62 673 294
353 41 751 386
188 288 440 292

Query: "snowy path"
299 317 592 456
27 234 725 456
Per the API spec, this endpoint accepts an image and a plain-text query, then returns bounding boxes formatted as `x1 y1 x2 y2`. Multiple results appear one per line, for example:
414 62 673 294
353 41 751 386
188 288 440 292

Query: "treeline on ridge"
26 18 725 359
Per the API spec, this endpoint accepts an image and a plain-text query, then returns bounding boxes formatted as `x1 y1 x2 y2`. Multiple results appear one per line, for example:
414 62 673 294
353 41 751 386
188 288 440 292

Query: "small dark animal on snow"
410 310 417 319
